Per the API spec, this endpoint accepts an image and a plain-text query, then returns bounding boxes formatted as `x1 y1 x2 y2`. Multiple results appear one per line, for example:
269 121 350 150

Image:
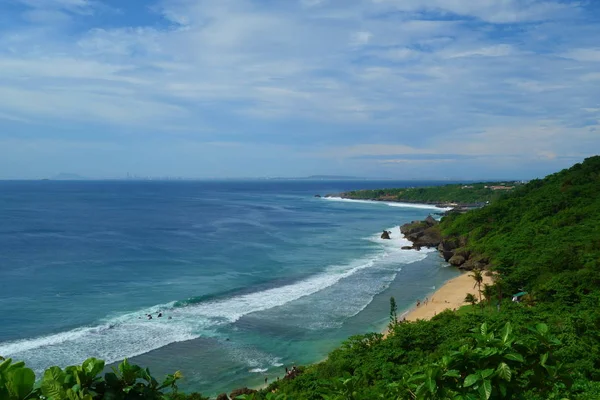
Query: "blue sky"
0 0 599 179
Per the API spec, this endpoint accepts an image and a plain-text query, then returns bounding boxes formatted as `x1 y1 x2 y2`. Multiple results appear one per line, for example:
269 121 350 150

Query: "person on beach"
416 300 420 307
265 377 268 385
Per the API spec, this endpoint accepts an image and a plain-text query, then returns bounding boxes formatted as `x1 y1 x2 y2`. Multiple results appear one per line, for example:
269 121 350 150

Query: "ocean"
0 180 460 395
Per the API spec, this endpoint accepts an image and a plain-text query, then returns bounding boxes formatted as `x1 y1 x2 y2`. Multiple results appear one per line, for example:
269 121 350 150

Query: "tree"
470 269 484 304
389 296 398 329
464 293 478 310
482 284 495 305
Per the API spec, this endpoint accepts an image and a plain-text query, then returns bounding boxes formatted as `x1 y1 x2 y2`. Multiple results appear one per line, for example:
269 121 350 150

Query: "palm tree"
470 269 484 304
464 293 478 312
482 284 495 305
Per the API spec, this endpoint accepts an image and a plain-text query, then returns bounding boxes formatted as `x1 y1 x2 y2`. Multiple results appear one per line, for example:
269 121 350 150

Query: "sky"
0 0 599 179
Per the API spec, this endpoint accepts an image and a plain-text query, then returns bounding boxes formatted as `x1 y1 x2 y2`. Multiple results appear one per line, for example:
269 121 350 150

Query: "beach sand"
402 271 494 322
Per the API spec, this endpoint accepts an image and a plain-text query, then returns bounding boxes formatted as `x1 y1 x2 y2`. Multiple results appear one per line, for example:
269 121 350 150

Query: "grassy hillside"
339 182 519 205
3 157 600 400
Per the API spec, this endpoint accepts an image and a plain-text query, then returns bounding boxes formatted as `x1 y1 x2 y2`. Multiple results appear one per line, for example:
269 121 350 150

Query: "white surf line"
322 197 453 211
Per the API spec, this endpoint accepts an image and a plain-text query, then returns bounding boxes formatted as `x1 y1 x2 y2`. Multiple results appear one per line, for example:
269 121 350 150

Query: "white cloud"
371 0 578 23
563 48 600 62
350 31 373 46
0 0 598 178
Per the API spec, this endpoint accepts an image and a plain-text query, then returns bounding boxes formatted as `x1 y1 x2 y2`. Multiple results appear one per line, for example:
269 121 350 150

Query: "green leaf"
480 323 488 336
480 369 494 379
0 358 12 373
479 379 492 400
501 323 512 344
42 379 67 400
496 362 512 382
7 361 25 371
463 374 479 388
540 352 549 367
443 370 461 379
425 374 437 394
498 382 507 397
536 323 549 335
82 358 104 379
44 366 66 384
504 353 525 363
7 367 35 400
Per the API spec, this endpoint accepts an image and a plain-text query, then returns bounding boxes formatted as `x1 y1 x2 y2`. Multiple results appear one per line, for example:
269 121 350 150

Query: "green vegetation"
0 357 208 400
339 182 518 204
3 156 600 399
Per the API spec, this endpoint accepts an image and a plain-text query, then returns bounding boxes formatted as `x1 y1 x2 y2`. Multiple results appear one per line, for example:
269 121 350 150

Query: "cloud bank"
0 0 598 178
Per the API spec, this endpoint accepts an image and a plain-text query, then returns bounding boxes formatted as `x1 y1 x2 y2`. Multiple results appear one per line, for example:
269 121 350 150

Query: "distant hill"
336 181 521 204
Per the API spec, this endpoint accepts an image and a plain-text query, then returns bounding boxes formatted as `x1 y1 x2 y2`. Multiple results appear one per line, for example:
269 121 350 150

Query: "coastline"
401 272 493 322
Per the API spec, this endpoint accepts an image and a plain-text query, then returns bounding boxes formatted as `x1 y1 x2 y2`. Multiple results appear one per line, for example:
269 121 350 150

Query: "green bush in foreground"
0 356 208 400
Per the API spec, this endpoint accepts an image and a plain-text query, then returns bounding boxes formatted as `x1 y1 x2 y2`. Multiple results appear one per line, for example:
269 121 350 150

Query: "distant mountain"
51 173 88 180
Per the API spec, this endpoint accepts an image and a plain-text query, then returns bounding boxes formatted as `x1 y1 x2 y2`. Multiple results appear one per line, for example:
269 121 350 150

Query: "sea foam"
322 197 453 211
0 231 428 374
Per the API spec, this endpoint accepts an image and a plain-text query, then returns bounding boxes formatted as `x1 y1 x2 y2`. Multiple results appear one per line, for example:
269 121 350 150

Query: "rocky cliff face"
400 216 489 271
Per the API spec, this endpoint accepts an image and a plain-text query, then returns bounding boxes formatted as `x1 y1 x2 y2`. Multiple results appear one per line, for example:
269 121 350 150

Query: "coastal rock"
438 238 459 252
230 388 256 399
412 227 442 247
453 247 471 259
314 194 321 198
401 246 413 250
381 230 391 240
401 219 442 248
424 215 438 226
448 255 466 266
442 250 454 262
461 255 490 271
216 394 229 400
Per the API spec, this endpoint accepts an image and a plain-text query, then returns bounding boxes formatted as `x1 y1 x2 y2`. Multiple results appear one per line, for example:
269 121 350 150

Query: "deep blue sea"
0 180 460 395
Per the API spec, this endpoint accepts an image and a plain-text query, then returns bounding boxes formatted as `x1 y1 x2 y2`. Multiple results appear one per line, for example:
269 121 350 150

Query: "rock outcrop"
314 194 321 198
400 216 490 271
381 230 391 239
400 216 442 248
216 394 229 400
448 254 466 266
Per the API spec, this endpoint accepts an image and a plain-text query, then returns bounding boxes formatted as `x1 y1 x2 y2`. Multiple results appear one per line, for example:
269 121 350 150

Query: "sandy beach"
401 271 493 322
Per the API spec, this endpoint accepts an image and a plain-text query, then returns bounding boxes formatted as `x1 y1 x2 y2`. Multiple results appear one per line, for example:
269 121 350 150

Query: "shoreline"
383 272 493 337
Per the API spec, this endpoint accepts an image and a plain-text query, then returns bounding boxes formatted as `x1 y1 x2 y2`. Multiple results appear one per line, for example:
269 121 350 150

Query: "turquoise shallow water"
0 180 460 395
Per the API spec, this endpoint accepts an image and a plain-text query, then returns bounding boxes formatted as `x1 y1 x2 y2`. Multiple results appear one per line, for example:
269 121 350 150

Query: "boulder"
381 230 391 240
411 226 442 247
314 194 321 198
216 394 229 400
401 246 413 250
442 250 454 262
438 238 459 252
230 388 256 399
424 215 438 226
453 247 471 259
448 255 466 266
461 255 489 271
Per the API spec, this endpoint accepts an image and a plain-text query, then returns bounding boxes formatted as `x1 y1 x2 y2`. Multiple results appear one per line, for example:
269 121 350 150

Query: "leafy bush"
0 357 208 400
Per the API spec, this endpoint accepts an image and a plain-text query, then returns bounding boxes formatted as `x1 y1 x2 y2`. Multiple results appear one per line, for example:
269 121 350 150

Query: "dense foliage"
338 183 517 205
251 156 600 399
0 357 208 400
3 157 600 399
